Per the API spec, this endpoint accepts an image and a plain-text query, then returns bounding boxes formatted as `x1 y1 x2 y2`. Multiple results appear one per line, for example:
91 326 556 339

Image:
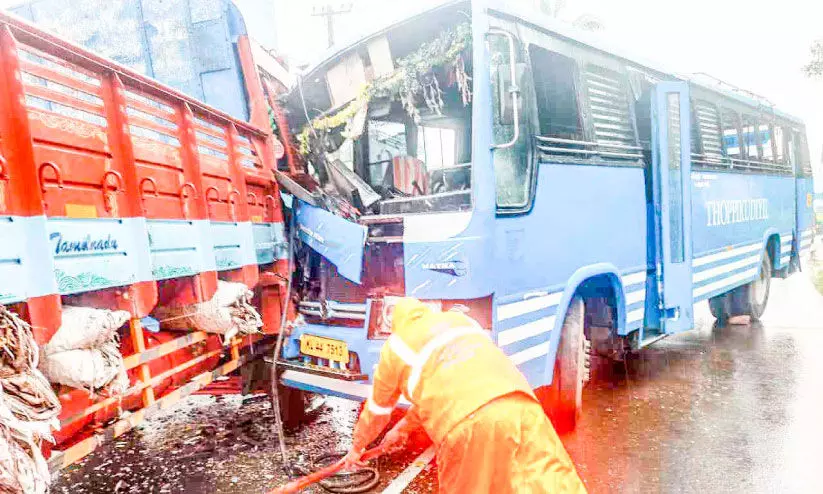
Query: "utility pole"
311 3 353 48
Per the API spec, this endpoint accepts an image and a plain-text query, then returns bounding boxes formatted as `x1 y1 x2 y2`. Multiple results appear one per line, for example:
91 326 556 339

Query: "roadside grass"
814 267 823 297
813 243 823 296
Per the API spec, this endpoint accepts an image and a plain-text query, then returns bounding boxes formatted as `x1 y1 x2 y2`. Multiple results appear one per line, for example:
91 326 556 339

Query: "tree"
536 0 604 31
572 14 605 32
804 40 823 78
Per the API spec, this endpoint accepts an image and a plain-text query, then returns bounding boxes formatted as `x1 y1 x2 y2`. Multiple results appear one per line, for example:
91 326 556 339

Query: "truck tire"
547 296 589 432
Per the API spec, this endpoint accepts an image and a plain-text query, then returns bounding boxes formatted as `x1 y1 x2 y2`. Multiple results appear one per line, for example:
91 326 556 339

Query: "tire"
546 296 589 432
268 362 324 430
275 383 308 429
740 255 771 321
708 254 771 324
708 293 730 325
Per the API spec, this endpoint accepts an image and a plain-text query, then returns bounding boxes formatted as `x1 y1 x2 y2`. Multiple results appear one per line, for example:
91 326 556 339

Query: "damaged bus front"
277 2 496 398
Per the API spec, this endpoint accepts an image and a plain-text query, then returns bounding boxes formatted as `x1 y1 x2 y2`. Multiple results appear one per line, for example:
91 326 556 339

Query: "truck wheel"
547 296 589 432
740 255 771 321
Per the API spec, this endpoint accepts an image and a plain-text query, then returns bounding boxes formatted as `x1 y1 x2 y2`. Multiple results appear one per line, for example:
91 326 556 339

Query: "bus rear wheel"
741 255 771 321
542 296 590 432
709 254 771 323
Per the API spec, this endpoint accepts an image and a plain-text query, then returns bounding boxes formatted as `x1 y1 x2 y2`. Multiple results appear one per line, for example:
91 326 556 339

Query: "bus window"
760 123 775 161
720 109 742 160
693 100 724 166
529 46 583 141
773 125 786 163
741 114 759 160
367 120 408 186
796 131 813 176
418 126 457 170
582 64 637 160
490 33 532 210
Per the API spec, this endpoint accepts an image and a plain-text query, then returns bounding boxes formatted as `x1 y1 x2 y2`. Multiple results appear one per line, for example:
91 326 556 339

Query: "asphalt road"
562 271 823 493
54 269 823 493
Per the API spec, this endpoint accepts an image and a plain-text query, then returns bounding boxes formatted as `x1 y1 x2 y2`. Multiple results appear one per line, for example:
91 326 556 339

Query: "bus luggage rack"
536 135 643 161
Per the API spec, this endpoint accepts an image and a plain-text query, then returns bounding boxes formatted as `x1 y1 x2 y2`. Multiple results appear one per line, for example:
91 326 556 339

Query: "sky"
271 0 823 188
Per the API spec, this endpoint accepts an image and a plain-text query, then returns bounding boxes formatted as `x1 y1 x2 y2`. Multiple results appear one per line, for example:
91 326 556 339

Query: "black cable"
291 452 380 494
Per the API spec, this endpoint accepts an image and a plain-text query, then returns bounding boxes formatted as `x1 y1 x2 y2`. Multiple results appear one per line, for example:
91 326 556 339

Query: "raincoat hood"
390 298 432 335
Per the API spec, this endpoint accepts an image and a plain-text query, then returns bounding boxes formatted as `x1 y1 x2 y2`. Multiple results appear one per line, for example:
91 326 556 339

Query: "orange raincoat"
349 298 586 493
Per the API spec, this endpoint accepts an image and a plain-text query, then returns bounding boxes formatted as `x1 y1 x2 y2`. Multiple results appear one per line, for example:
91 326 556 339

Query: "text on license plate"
300 335 349 364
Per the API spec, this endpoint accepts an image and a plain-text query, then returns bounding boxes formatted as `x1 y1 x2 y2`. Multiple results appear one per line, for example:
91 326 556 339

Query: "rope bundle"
0 306 61 494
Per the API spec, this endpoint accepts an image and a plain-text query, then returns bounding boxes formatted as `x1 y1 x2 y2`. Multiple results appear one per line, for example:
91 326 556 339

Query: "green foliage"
298 22 472 155
813 265 823 296
804 40 823 78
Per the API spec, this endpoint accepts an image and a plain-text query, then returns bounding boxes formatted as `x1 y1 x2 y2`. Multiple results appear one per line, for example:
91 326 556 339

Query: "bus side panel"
690 171 794 303
493 164 647 387
797 177 816 265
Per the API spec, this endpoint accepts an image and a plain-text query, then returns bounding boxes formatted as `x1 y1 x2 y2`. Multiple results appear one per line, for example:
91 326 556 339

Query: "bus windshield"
349 82 472 215
286 4 473 216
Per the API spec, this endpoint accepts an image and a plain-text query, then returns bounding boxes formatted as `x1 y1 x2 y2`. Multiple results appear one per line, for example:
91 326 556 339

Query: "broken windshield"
288 12 474 217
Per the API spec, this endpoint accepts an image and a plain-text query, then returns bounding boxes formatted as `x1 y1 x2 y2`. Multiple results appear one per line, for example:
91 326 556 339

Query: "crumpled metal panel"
14 0 150 75
141 0 201 99
11 0 250 121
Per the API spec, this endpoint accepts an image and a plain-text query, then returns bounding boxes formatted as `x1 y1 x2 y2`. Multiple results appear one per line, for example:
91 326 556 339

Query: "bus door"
651 82 693 334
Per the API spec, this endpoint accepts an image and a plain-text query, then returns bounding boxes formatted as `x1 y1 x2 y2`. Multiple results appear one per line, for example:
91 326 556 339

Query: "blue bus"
277 0 816 428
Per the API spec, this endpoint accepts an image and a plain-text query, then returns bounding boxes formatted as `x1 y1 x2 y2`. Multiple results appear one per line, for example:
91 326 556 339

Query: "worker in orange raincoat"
341 298 587 493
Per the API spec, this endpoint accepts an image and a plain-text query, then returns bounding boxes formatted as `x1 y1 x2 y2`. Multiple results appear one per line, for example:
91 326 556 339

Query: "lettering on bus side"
705 199 769 227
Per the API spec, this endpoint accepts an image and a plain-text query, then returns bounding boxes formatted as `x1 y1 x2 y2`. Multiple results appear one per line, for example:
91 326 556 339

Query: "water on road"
564 273 823 493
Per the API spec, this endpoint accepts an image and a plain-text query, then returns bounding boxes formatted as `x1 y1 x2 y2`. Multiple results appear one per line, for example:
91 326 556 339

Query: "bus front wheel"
541 296 589 432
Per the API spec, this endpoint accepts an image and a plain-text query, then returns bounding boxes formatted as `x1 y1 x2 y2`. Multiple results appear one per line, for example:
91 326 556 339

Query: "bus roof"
485 0 804 124
298 0 803 126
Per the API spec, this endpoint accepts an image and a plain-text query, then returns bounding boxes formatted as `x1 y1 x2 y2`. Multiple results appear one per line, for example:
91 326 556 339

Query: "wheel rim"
752 263 768 306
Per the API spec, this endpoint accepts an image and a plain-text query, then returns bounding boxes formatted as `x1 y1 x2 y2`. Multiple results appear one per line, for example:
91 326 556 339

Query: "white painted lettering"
705 198 769 227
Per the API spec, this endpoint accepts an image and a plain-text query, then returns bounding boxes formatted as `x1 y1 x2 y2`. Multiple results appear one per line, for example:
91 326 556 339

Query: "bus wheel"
708 293 731 325
741 255 772 321
546 296 589 432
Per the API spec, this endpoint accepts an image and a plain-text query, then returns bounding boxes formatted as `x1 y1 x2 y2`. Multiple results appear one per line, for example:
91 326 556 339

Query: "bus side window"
692 100 724 168
773 125 786 164
529 46 583 142
720 108 742 161
741 114 760 161
795 131 813 177
489 33 533 210
760 122 775 162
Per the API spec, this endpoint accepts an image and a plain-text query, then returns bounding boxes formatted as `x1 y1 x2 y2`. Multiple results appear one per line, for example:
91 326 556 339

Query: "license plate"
300 335 349 364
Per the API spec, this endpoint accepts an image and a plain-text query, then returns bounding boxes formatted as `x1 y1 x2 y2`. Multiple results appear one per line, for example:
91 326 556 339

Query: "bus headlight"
370 296 442 338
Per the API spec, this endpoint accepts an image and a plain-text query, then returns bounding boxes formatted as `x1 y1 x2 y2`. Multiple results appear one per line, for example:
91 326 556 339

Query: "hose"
267 445 389 494
269 209 295 469
292 452 380 494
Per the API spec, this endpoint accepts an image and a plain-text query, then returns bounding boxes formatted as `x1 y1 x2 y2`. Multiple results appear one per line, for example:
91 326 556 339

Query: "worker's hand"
378 422 409 454
340 447 367 472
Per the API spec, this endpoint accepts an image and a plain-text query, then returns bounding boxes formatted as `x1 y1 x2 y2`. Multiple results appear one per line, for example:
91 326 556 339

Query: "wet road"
563 272 823 493
54 270 823 493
